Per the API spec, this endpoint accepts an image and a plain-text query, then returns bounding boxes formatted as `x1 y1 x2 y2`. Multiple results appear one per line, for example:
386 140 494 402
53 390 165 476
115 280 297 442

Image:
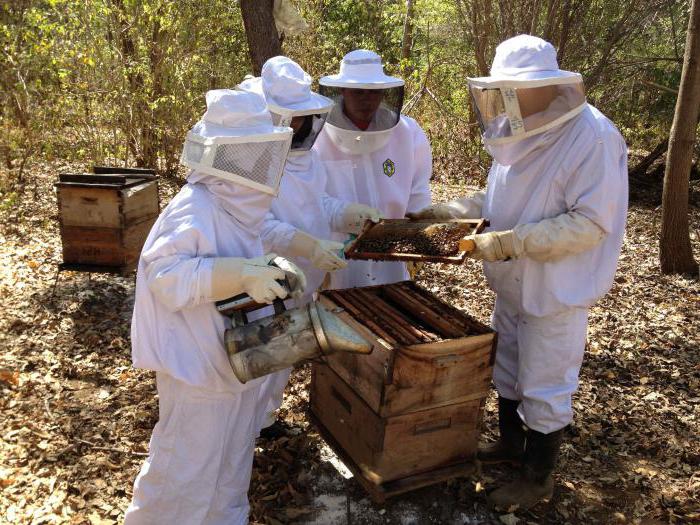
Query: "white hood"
187 170 274 234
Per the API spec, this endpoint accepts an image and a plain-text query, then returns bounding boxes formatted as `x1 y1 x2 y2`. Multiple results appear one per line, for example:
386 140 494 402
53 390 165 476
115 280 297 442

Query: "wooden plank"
347 289 421 345
310 365 384 463
381 336 495 417
311 365 483 487
381 285 465 339
318 294 392 351
321 284 496 416
58 174 127 185
93 165 156 176
397 282 491 335
60 224 126 266
356 289 432 345
57 186 121 228
323 290 398 346
120 181 159 226
122 217 157 265
374 402 480 481
318 294 395 412
310 411 476 504
376 460 476 502
324 351 383 414
60 225 122 245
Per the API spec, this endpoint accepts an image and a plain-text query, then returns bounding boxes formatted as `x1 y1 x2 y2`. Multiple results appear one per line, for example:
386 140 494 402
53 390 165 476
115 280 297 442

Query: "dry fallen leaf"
499 513 520 525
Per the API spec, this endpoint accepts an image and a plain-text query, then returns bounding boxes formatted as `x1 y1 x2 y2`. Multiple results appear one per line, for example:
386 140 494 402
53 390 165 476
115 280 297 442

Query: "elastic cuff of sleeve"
197 256 216 303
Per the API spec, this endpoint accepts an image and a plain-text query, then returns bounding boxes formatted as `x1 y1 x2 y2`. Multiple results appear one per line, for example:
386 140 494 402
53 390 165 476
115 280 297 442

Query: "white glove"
270 255 307 299
465 211 606 263
341 203 383 234
287 231 347 272
211 254 289 304
466 231 523 262
406 192 485 220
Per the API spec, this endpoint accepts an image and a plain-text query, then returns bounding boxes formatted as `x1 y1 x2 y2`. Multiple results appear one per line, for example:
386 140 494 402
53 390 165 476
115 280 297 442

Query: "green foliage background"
0 0 690 188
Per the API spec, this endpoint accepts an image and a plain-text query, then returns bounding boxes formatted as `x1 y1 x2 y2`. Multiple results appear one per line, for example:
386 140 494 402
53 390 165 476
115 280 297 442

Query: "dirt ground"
1 163 699 524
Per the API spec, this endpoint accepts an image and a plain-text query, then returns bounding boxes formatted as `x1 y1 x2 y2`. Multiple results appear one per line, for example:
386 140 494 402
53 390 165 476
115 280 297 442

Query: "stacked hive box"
310 280 496 502
55 169 159 274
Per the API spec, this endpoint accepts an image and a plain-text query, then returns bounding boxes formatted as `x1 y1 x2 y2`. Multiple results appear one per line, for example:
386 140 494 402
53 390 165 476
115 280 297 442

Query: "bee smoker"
215 258 373 384
224 301 372 383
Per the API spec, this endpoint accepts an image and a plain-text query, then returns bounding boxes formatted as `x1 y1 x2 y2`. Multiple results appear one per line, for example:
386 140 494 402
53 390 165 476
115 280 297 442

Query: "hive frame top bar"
344 218 488 264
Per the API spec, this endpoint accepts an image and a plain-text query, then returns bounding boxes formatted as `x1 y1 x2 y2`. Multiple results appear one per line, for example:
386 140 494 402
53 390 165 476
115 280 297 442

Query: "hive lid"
344 218 488 264
55 170 156 189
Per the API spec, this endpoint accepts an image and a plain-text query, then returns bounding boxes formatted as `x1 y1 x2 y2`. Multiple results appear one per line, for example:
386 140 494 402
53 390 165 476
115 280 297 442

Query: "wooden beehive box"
55 170 159 274
310 281 496 501
319 281 496 417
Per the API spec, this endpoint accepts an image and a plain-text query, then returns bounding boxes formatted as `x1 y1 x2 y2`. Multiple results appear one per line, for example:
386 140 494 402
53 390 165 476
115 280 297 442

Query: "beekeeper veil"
243 56 334 156
319 49 405 155
467 35 586 150
181 89 293 195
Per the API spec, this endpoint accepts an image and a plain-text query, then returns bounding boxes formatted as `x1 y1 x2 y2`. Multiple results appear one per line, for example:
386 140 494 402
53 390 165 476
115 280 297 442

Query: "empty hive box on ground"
55 168 159 274
344 218 487 264
310 280 496 502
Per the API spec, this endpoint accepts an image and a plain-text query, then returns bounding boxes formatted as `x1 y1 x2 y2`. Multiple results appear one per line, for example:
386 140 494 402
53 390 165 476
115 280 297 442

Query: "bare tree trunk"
402 0 415 61
454 0 492 76
240 0 282 75
660 0 700 275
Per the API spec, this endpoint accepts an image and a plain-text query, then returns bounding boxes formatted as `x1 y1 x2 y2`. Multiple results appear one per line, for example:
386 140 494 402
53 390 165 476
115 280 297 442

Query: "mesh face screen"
181 133 290 193
320 85 404 131
183 140 206 164
270 112 285 126
210 140 288 188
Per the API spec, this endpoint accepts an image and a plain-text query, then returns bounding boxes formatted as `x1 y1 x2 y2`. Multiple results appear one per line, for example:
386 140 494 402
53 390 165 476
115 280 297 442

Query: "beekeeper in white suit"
238 56 382 437
124 89 306 525
314 49 433 288
410 35 628 510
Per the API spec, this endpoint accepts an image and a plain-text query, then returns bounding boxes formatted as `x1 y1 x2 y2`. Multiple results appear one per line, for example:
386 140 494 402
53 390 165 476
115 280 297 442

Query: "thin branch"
641 79 679 95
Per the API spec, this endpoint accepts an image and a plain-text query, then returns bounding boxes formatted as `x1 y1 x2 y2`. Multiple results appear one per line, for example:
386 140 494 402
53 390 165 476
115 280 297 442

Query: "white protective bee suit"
314 49 433 289
412 35 628 434
125 89 304 525
238 57 382 431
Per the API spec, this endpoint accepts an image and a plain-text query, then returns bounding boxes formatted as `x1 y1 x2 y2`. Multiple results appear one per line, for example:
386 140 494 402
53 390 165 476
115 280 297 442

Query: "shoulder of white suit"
577 104 626 154
397 114 430 146
161 184 217 232
398 113 420 131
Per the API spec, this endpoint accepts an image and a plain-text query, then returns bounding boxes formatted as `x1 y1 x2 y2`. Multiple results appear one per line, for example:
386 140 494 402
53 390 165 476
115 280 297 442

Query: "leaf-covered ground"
1 162 698 524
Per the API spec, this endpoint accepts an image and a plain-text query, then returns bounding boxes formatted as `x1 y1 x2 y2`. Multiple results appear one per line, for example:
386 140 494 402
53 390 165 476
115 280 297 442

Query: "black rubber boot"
258 419 291 441
478 397 526 465
487 427 564 511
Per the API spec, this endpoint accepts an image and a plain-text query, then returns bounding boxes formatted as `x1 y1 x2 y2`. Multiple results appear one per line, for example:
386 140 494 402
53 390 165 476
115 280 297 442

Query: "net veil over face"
320 85 404 132
181 124 293 196
469 77 586 145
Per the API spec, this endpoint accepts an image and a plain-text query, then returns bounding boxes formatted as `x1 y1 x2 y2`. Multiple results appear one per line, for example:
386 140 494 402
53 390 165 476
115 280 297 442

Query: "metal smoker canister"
225 301 372 383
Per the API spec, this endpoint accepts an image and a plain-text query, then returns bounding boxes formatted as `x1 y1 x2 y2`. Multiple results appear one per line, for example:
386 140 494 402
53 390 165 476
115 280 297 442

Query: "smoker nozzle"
225 301 372 383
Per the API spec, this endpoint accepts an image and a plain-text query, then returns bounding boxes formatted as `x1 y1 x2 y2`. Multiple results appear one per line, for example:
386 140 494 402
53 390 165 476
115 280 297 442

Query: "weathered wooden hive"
310 280 496 502
55 167 159 274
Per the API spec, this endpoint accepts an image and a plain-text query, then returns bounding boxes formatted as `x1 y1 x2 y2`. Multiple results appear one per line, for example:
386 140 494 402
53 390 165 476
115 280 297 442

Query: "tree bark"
240 0 282 76
660 0 700 275
401 0 415 62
